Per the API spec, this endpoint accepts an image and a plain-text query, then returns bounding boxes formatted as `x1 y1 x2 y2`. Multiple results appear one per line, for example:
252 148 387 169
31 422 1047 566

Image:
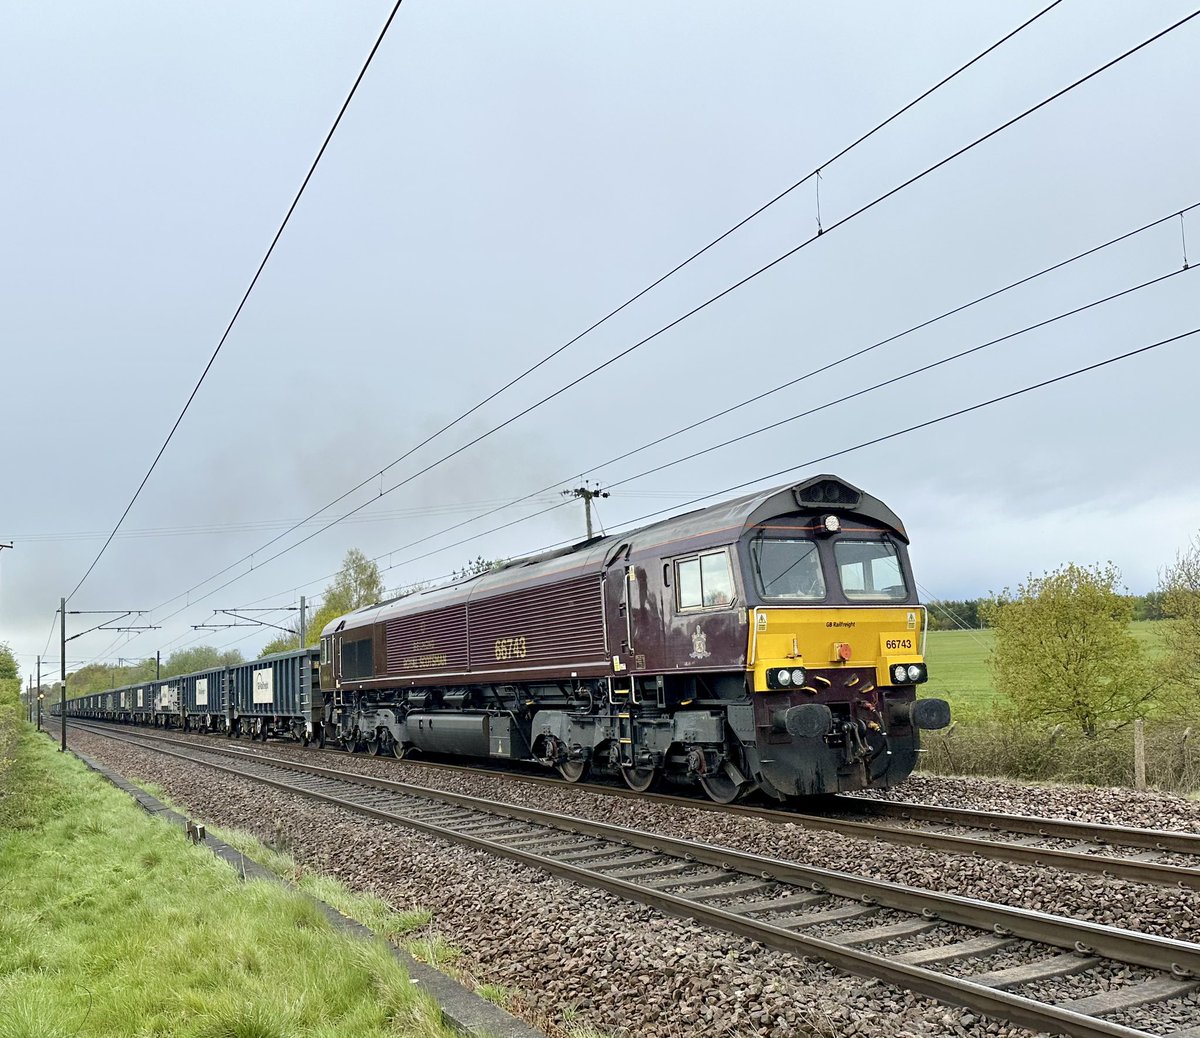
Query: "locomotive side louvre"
467 572 606 677
385 604 468 676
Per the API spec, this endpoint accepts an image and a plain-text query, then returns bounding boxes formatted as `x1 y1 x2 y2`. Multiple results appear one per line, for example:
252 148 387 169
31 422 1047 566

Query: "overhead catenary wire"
104 196 1199 657
601 267 1193 491
129 8 1199 629
235 286 1200 621
419 325 1200 586
64 0 409 605
574 201 1200 485
185 204 1200 614
130 2 1068 620
69 319 1200 670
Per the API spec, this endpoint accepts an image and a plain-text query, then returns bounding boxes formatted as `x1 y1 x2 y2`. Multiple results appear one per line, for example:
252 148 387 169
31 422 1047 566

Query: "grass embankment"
0 704 458 1038
129 779 518 1010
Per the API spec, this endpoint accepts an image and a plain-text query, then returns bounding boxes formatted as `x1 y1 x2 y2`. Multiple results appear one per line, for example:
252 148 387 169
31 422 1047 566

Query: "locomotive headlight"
777 668 793 686
790 668 806 686
819 514 841 535
907 664 927 683
892 664 907 683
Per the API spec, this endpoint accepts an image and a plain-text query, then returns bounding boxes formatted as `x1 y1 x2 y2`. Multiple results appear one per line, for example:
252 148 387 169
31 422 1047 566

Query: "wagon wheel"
620 765 660 793
558 760 589 783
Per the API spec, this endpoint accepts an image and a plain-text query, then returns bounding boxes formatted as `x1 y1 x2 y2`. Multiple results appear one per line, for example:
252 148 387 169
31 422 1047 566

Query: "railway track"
832 796 1200 858
70 721 1200 1038
69 719 1200 891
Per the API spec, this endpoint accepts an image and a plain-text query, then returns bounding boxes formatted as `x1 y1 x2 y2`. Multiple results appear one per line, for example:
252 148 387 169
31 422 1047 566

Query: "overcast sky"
2 1 1198 677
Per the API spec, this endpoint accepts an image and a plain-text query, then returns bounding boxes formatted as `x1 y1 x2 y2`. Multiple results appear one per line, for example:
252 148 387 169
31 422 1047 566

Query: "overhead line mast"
562 485 610 541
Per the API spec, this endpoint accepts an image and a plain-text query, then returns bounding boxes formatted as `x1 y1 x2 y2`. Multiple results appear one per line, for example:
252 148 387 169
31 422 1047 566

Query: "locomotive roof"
326 474 907 635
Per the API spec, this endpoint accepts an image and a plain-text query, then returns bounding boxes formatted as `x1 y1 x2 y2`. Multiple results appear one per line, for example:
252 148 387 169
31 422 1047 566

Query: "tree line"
926 591 1168 630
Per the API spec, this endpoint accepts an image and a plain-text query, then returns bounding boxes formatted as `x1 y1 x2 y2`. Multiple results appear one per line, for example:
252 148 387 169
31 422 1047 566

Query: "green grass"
924 620 1169 722
0 723 459 1038
923 628 999 720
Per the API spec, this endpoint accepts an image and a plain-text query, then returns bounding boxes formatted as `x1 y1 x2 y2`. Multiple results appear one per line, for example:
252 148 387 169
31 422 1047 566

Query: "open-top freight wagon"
63 648 320 741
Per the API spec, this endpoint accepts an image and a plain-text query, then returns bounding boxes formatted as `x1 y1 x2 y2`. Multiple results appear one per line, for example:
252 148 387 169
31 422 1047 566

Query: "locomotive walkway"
71 721 1200 1038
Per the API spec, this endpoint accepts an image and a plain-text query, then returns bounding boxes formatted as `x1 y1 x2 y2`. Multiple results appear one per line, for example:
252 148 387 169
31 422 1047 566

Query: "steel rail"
67 720 1200 890
71 722 1200 979
835 796 1200 857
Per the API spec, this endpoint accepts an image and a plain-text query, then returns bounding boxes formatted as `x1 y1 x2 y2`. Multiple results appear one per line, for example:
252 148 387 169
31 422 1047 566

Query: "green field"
924 620 1168 722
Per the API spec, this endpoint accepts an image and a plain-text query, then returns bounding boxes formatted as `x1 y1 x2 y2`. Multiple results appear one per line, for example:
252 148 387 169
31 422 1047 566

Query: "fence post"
1182 728 1193 790
1133 718 1146 790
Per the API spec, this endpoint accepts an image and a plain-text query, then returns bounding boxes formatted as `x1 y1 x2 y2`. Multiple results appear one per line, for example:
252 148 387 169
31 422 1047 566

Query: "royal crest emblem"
690 624 710 660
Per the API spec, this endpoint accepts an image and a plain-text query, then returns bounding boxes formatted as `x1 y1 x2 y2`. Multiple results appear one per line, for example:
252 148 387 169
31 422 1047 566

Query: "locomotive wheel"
366 736 381 756
558 760 589 783
620 765 660 793
699 770 744 804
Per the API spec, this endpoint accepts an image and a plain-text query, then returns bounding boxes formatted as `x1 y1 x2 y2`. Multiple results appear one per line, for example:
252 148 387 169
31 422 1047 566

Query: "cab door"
603 546 666 675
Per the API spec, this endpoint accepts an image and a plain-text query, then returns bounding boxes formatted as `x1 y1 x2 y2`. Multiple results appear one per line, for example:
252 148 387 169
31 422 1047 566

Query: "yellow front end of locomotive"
747 606 927 691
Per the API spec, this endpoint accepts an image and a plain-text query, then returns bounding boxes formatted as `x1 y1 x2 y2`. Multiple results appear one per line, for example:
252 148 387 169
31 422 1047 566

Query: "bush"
918 715 1200 793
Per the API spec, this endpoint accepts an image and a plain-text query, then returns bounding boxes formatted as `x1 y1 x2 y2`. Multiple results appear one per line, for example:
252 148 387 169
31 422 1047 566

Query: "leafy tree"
161 646 244 677
0 642 17 681
255 549 386 657
330 548 384 613
258 632 302 658
981 563 1154 738
925 599 984 631
452 556 507 580
1130 591 1167 622
1161 534 1200 708
66 659 157 696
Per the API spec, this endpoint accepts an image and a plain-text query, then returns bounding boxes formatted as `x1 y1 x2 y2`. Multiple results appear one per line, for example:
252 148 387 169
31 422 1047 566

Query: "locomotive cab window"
752 538 826 600
834 540 908 601
675 550 735 610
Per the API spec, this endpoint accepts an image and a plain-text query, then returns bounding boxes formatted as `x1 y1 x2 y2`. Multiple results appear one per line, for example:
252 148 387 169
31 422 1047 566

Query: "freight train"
61 475 950 800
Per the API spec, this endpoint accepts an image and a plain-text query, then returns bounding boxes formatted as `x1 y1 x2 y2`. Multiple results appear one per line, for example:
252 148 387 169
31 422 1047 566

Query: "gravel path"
69 728 1061 1038
151 733 1200 944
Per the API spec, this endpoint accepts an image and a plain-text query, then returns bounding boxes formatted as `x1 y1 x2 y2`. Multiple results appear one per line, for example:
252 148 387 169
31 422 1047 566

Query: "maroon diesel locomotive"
319 475 949 800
